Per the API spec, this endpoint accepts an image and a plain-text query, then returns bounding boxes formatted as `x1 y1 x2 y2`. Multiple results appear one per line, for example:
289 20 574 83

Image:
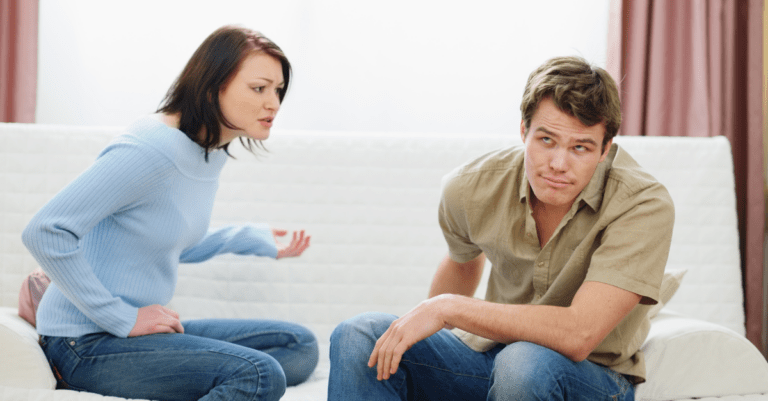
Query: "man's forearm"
437 281 641 362
436 294 588 360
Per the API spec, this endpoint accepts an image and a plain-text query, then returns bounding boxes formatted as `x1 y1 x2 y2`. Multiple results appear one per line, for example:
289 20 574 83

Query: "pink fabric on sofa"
18 268 50 327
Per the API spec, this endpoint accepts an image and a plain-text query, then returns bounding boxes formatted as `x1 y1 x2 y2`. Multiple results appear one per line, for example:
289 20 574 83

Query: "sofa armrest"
0 307 56 390
636 310 768 400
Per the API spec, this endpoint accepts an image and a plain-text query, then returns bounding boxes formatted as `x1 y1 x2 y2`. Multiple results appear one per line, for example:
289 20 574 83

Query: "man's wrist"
432 293 462 329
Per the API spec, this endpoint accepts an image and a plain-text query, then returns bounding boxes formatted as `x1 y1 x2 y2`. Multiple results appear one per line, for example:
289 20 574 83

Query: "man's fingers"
374 322 405 381
390 343 408 374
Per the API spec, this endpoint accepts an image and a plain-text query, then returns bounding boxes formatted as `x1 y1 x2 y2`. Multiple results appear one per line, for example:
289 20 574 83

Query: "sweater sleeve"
21 139 170 337
179 223 278 263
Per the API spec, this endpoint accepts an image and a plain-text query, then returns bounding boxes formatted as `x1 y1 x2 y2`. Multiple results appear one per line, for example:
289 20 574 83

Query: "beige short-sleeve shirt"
439 143 674 383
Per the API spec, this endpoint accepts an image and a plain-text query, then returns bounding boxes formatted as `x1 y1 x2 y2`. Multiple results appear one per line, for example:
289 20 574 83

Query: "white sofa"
1 122 767 401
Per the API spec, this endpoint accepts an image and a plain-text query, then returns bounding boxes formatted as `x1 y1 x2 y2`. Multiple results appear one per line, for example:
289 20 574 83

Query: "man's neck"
530 195 572 247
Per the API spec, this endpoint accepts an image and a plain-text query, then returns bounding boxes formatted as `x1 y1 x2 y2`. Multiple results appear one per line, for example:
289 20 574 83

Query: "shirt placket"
532 248 551 302
523 205 548 302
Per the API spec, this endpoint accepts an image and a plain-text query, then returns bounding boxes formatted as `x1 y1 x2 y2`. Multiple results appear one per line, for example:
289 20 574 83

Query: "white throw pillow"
0 307 56 390
637 310 768 400
647 268 687 319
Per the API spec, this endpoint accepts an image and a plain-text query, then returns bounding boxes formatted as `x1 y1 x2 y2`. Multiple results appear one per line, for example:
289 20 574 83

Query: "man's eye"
541 137 552 144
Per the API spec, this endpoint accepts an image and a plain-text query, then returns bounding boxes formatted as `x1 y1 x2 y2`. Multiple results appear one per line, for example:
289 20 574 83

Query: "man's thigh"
398 327 502 401
489 341 635 401
331 312 500 401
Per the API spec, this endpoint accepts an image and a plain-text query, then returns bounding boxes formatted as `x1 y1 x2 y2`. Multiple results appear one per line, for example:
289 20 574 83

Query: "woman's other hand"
128 304 184 337
273 229 311 259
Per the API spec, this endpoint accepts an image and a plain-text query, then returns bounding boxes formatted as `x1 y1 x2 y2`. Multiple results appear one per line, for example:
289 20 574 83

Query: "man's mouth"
542 176 570 187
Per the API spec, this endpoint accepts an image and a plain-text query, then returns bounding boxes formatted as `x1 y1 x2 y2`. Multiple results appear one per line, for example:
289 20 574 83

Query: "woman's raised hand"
273 229 311 259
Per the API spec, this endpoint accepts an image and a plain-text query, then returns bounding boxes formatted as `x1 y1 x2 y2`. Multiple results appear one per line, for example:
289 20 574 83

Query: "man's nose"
549 148 568 171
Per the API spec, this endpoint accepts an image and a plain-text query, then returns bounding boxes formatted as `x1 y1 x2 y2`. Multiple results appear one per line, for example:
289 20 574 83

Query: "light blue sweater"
22 116 278 338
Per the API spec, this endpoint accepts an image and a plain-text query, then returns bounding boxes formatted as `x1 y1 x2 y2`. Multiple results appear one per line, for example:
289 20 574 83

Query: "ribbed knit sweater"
22 116 278 338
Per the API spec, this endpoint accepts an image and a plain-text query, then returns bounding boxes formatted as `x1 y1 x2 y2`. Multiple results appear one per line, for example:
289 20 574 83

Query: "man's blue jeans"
328 312 635 401
39 318 319 401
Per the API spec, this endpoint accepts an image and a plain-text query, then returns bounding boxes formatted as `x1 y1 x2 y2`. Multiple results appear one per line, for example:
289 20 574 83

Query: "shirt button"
70 341 76 346
538 262 544 267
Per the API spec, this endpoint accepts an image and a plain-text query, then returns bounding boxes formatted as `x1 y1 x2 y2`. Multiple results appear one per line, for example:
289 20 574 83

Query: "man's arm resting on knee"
427 252 640 362
440 281 641 362
369 277 641 380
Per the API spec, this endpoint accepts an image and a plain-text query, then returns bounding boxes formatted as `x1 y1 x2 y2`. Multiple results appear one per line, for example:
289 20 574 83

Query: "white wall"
36 0 609 135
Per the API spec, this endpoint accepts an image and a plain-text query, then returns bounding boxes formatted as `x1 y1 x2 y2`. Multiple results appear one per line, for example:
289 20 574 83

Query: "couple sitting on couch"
21 24 672 401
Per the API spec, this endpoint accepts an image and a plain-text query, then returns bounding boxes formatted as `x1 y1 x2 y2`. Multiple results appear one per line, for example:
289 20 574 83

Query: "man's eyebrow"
534 126 558 136
535 127 599 146
574 137 599 146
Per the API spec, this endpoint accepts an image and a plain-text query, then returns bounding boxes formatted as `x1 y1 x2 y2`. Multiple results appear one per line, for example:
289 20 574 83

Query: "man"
328 56 674 401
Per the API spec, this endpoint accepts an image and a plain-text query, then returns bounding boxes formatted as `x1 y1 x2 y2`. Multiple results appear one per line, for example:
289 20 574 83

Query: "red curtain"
607 0 765 354
0 0 38 123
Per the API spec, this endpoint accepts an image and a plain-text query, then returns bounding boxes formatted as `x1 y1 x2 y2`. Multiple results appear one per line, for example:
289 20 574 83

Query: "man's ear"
520 120 527 143
599 139 613 162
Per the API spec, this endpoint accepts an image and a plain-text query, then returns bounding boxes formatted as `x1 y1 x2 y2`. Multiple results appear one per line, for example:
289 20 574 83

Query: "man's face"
521 98 611 212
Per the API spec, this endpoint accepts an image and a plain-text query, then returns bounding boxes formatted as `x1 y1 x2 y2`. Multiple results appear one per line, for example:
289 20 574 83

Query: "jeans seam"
401 358 491 381
224 330 299 345
565 366 630 399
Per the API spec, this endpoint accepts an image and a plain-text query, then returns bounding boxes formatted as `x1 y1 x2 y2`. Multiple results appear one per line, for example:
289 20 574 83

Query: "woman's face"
218 52 284 145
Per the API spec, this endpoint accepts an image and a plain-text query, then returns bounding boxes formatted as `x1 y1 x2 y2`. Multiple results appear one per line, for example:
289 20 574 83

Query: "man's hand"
273 229 311 259
367 295 451 380
128 304 184 337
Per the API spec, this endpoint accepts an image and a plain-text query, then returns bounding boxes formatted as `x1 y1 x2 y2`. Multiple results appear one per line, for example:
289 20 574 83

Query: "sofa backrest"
0 124 744 348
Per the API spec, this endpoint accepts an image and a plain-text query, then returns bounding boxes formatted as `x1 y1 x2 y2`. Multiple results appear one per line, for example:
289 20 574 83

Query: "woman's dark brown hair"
157 25 291 159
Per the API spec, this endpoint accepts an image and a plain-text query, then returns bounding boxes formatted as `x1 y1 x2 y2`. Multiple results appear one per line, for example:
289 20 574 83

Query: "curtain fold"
0 0 38 123
608 0 765 354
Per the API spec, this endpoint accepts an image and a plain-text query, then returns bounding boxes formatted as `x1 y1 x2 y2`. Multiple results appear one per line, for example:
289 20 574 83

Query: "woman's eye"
253 86 265 93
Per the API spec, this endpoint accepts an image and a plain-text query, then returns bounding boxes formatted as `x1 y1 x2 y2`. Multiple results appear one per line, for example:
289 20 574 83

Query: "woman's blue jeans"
328 312 635 401
39 318 319 401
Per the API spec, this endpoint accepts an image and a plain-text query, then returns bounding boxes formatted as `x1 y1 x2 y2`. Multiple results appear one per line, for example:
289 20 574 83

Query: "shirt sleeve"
584 181 675 305
21 138 170 337
438 167 484 263
179 223 278 263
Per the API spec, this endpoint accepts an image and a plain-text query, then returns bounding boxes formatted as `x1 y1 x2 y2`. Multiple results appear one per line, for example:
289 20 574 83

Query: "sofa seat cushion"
636 310 768 400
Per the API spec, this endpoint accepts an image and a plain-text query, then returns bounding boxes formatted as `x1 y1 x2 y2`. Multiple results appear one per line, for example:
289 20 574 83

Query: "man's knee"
330 312 396 360
331 312 397 350
489 342 567 401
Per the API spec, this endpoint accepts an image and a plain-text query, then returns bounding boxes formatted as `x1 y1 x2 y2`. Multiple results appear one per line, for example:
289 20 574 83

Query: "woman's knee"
228 352 287 401
283 326 319 386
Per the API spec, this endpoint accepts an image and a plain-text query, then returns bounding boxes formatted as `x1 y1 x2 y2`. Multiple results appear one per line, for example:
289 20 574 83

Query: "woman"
22 25 318 401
